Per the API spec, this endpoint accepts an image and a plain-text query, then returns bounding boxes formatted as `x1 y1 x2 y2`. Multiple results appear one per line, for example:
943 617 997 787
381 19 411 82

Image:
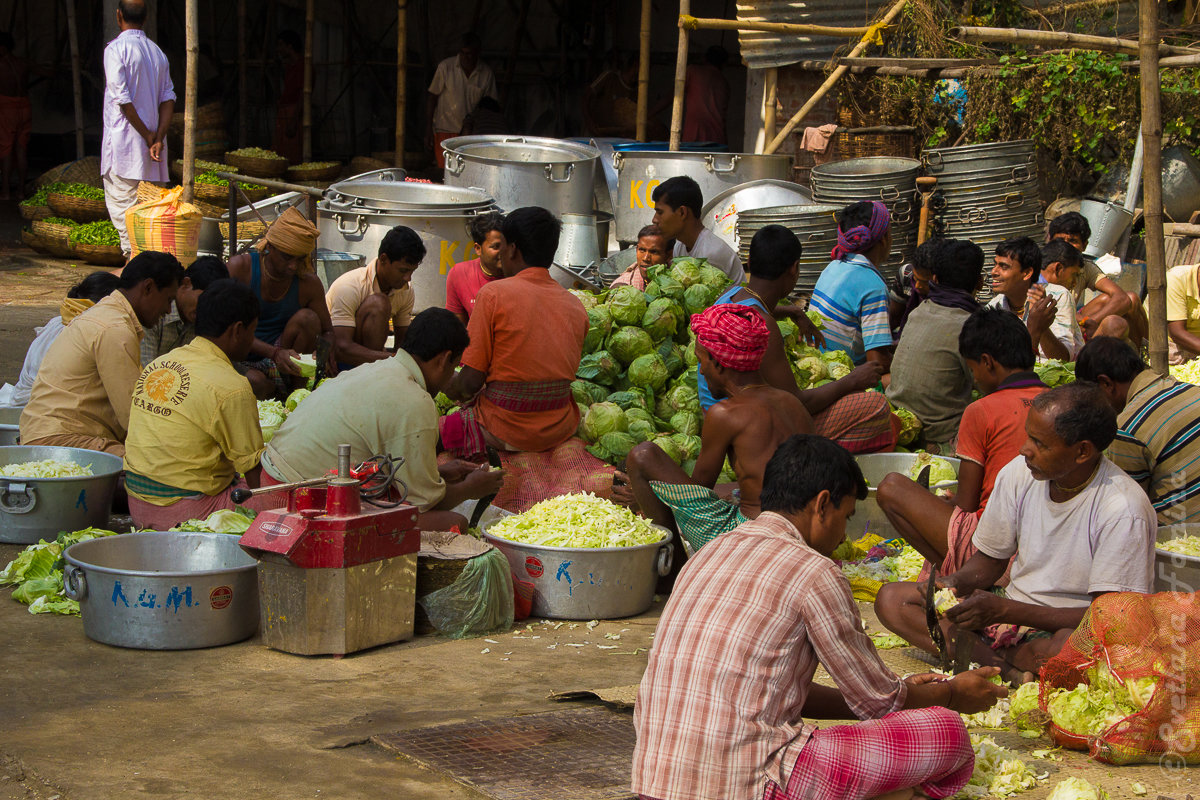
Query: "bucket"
554 213 601 268
63 532 260 649
313 249 366 292
1078 198 1135 258
482 523 673 619
852 453 961 542
0 446 123 544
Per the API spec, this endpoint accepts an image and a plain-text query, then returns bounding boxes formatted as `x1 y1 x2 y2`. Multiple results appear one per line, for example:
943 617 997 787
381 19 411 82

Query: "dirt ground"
0 204 1194 800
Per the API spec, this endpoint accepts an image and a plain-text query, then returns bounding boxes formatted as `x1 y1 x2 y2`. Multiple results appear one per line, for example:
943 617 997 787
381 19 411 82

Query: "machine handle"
231 475 331 504
544 163 575 183
335 213 366 236
63 565 86 600
656 543 674 577
0 482 36 515
444 152 465 176
705 154 740 173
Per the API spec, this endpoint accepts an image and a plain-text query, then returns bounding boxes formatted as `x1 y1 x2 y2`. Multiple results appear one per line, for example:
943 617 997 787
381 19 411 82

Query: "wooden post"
764 67 778 146
65 0 84 160
669 0 690 151
680 15 872 37
302 0 314 163
238 0 247 147
765 0 908 155
636 0 651 142
182 0 198 202
394 0 405 168
1140 0 1167 374
950 25 1200 57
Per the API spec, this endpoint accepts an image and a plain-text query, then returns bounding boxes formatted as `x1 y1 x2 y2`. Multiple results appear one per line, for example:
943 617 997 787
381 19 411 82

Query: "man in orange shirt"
442 206 588 456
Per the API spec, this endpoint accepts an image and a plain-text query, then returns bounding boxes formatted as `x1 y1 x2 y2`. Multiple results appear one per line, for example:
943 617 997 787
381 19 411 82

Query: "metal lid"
812 157 921 179
441 135 600 165
324 180 494 212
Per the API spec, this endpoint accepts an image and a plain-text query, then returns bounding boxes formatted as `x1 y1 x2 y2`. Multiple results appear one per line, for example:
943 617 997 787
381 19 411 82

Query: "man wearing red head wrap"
616 304 813 572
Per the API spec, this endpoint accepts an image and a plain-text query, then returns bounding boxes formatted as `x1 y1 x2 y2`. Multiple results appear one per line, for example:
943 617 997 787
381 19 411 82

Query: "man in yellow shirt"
325 225 425 367
1164 262 1200 365
124 279 274 530
20 251 184 455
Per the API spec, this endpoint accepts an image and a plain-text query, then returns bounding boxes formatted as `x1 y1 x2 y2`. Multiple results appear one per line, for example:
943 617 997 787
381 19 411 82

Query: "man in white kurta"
100 0 175 255
426 32 496 168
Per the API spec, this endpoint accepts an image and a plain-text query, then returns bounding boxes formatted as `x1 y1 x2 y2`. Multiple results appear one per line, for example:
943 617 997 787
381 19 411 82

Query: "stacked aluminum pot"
810 157 920 270
735 204 842 296
922 140 1044 299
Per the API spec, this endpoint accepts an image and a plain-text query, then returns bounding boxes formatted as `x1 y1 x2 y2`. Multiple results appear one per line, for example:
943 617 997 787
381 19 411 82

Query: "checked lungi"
440 379 573 458
813 389 897 454
649 481 748 554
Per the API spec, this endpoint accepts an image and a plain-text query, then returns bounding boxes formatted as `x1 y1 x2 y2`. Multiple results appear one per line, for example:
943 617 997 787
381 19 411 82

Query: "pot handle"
1004 191 1023 209
1011 165 1031 183
544 163 575 183
335 213 366 237
656 543 674 577
445 152 465 176
705 154 741 173
611 152 623 170
0 482 36 515
925 151 944 169
63 565 87 601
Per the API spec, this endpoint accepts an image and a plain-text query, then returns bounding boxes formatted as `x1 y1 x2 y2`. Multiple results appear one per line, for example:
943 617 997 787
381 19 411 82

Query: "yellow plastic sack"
126 185 202 265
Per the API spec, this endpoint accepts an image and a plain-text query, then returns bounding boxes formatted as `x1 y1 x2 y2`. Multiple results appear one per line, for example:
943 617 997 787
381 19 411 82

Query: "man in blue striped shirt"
810 201 895 372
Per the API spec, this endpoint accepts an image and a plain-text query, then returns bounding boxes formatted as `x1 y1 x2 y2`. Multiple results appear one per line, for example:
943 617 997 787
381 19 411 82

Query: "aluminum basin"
1155 524 1200 593
852 453 961 543
0 445 123 544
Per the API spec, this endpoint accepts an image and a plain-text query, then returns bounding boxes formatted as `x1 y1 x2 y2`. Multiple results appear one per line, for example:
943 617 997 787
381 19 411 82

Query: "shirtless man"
619 303 811 564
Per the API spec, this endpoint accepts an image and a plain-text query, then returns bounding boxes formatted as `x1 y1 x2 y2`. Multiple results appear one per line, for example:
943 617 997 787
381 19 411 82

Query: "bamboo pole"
765 0 909 155
65 0 84 160
679 15 872 37
394 0 405 168
950 25 1200 57
763 67 778 146
238 0 246 147
182 0 197 203
302 0 314 162
636 0 651 142
1140 0 1167 374
669 0 691 151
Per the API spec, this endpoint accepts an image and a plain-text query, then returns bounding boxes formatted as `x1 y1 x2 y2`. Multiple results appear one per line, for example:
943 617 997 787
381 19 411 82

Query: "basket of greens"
68 221 124 266
225 147 288 178
47 183 108 222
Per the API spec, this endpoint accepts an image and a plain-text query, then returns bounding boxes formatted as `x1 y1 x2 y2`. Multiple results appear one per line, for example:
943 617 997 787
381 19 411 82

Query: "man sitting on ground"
1077 335 1200 525
1037 239 1086 360
20 251 182 456
445 211 505 325
620 303 811 557
124 280 277 529
0 272 120 408
986 236 1060 360
140 255 228 365
1047 211 1141 341
651 175 745 284
326 225 425 367
610 223 673 290
227 207 333 399
632 434 1006 800
811 201 894 371
875 309 1046 616
442 206 588 457
887 239 983 451
876 383 1156 683
701 224 895 453
263 308 505 533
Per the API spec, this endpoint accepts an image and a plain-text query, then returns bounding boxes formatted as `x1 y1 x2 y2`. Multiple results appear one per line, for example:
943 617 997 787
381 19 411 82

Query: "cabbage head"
657 340 685 378
683 283 720 315
610 326 655 365
642 298 683 342
257 399 287 443
794 355 828 386
893 406 923 446
587 431 639 464
583 306 614 353
662 382 700 416
827 362 852 380
570 288 600 309
671 432 702 460
652 433 687 465
821 349 855 373
577 350 622 386
606 389 650 412
1035 359 1076 388
625 408 657 442
628 353 669 392
669 410 701 437
1009 682 1044 735
697 264 730 291
907 452 957 486
606 285 648 326
580 402 627 443
285 388 311 412
572 380 609 406
684 337 698 367
669 257 704 288
778 318 800 350
806 309 825 330
651 273 685 302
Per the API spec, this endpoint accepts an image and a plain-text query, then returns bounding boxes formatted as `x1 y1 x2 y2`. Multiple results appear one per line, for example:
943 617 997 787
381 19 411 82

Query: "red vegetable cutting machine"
236 444 420 656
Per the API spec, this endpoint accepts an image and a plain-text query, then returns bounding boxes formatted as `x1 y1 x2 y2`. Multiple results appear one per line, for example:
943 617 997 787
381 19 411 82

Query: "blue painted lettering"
112 581 129 607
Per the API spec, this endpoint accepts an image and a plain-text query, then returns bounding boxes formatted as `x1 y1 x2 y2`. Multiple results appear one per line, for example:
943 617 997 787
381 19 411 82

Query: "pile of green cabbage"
1035 359 1076 388
1170 360 1200 385
487 492 664 548
0 527 119 615
1047 663 1159 738
258 387 312 443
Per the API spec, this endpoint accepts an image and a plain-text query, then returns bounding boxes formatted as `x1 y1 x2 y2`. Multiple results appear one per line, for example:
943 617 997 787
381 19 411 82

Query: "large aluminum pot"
442 135 600 218
702 179 814 252
0 446 122 544
852 453 961 543
0 407 19 446
63 532 259 649
612 150 793 244
482 523 673 619
1156 524 1200 593
922 140 1035 174
317 183 496 311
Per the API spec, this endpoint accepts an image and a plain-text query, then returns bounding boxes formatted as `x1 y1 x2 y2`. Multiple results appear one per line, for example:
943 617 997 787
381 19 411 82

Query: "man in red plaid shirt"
632 434 1007 800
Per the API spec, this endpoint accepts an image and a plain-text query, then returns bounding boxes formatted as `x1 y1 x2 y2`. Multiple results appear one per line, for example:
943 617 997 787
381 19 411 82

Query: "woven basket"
20 228 51 254
74 242 126 267
287 163 342 182
47 192 108 222
225 152 288 178
137 182 168 204
194 199 228 218
194 181 270 204
32 218 76 240
219 219 268 240
37 156 102 189
19 202 52 222
171 101 224 132
835 130 916 160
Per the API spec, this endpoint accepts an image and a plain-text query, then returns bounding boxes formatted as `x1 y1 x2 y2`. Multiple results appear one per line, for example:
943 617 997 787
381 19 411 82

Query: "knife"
312 335 334 385
913 464 953 669
467 446 503 530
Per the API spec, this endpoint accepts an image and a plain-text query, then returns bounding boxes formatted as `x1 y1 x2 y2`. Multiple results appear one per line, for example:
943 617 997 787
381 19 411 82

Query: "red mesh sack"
1038 591 1200 765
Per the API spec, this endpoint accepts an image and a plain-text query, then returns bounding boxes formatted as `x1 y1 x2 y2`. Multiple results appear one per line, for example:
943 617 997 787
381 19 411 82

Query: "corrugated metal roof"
737 0 890 70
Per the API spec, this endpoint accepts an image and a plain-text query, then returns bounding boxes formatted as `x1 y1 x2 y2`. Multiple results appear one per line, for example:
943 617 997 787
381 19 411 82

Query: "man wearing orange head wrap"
227 207 334 398
616 304 813 570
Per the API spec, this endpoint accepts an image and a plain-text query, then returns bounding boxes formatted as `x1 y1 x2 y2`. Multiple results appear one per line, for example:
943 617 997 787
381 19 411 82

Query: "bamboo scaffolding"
1141 1 1168 373
182 0 198 204
395 0 405 168
679 15 872 37
764 67 778 145
636 0 651 142
238 0 246 147
302 0 314 162
951 25 1200 57
65 0 84 160
669 0 691 151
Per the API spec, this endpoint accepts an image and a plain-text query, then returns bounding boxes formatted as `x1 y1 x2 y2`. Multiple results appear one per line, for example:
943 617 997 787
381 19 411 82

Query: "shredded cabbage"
1158 535 1200 558
0 459 92 478
894 545 925 582
488 493 663 549
1045 777 1109 800
953 734 1040 799
935 587 961 614
869 632 910 649
258 399 288 443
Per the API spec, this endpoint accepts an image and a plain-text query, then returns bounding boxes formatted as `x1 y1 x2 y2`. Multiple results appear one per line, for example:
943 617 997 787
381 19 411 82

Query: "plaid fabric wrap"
125 471 200 501
439 406 488 458
649 481 747 553
767 707 974 800
483 380 573 412
813 391 896 454
126 185 202 266
690 304 769 371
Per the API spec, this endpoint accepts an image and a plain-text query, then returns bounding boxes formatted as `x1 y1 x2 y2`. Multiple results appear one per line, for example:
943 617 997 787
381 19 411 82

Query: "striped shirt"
1108 369 1200 525
631 512 907 800
811 255 893 364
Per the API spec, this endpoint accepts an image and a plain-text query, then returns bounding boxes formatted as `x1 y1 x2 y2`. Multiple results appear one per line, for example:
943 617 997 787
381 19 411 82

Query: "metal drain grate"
372 707 636 800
